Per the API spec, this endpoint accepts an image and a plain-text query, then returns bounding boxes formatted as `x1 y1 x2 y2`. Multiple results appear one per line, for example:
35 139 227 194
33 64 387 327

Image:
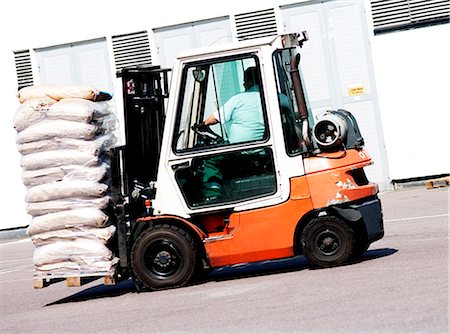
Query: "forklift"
110 32 384 290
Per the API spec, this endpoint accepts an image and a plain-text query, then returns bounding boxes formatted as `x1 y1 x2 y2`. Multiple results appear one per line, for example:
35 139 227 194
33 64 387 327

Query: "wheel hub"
153 250 173 267
316 229 341 256
145 240 181 277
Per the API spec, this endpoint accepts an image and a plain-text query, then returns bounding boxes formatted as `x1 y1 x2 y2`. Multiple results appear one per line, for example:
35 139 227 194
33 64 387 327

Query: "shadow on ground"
46 247 397 306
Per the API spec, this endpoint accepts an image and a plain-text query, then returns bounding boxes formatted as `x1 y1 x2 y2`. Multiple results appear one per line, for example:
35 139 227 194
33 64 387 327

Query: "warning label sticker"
348 86 365 96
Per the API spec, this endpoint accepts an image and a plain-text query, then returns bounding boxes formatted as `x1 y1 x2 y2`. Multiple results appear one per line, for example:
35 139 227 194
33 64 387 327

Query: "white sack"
26 180 108 203
47 98 112 122
21 150 98 170
22 167 66 187
17 84 98 103
22 164 109 188
32 239 113 266
27 208 109 235
16 120 98 144
31 225 116 246
26 196 111 216
17 134 116 155
13 97 56 132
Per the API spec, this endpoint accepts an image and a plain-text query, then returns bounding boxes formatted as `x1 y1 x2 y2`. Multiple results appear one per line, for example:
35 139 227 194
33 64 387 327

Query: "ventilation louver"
371 0 450 35
14 50 34 90
235 8 278 41
112 31 152 73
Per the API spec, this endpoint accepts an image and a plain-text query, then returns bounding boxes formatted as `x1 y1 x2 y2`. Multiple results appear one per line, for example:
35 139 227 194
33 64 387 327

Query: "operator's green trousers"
202 156 224 200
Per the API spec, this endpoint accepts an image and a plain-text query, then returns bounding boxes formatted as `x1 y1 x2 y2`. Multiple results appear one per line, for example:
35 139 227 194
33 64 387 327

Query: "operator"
200 66 265 144
196 66 265 203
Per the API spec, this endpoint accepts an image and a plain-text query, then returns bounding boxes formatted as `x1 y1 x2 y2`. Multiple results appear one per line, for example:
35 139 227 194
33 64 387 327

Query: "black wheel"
301 216 354 268
131 224 197 290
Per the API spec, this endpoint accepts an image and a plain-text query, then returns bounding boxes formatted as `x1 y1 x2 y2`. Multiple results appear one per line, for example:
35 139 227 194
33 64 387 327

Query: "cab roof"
175 34 299 61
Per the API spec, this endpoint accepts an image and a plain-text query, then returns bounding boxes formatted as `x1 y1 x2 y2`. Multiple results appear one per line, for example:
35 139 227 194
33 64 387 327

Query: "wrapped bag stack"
14 84 119 277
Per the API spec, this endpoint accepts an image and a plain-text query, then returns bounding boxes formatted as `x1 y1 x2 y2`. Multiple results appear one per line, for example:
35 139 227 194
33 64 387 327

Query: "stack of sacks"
14 84 119 277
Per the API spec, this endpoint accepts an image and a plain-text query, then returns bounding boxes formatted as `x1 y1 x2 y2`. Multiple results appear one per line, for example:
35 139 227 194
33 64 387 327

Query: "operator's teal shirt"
215 86 264 144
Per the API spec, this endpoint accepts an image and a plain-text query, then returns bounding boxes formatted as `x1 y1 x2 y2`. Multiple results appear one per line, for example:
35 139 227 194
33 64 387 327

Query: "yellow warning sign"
348 86 365 96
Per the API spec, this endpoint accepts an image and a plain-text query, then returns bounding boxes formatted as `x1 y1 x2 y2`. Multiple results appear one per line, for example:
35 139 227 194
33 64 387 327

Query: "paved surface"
0 187 448 333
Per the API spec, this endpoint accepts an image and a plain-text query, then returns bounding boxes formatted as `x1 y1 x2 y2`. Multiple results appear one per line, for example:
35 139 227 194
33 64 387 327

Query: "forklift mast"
111 66 170 219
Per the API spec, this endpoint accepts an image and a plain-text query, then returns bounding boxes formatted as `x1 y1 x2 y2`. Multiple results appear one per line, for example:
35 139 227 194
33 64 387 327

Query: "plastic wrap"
21 150 98 171
26 196 111 216
30 225 116 246
27 208 109 235
93 114 118 133
17 84 98 103
26 180 108 203
62 163 109 182
16 120 98 144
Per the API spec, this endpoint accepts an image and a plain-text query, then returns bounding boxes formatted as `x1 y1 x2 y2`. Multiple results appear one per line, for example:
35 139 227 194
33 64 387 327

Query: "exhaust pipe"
290 53 311 148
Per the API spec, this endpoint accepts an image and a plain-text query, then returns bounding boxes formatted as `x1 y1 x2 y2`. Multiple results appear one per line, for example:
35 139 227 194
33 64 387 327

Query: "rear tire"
131 224 197 290
302 216 353 268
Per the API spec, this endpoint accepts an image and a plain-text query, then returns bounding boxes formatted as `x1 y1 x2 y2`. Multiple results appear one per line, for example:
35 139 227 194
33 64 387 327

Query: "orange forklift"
110 32 384 290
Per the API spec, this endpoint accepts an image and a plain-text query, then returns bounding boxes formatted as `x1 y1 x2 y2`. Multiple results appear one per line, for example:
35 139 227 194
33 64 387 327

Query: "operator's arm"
202 112 219 126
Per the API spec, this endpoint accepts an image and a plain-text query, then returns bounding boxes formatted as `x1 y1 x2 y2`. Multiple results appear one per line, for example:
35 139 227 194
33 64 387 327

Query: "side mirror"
298 31 309 48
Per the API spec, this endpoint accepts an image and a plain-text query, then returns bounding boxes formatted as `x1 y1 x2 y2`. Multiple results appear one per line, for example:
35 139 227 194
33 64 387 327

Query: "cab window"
273 48 313 155
174 56 268 152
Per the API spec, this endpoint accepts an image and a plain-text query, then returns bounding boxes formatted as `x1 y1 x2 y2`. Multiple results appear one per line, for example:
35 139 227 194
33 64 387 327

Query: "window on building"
35 38 113 93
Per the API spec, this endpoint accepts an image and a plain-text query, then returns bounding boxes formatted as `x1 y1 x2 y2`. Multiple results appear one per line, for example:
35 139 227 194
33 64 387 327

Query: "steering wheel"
191 123 224 146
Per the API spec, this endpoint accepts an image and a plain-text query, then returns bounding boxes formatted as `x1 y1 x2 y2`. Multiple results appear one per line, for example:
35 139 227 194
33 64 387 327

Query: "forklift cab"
155 34 312 216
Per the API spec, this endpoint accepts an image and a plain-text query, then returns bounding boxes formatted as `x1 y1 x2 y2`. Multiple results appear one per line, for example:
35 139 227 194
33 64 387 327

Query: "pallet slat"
33 274 116 289
425 177 450 189
66 276 81 287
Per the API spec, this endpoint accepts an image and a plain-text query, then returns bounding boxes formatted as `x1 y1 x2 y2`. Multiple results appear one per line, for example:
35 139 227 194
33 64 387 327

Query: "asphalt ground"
0 186 448 333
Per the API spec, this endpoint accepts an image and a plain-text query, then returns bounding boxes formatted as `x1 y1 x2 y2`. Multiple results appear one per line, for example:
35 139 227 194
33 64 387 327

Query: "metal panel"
282 1 390 188
35 38 113 93
111 31 152 72
281 4 336 111
371 0 450 34
13 50 34 89
154 17 232 68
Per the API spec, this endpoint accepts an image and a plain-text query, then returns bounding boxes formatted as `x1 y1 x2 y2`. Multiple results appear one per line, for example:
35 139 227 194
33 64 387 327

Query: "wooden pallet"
425 176 450 189
34 274 116 289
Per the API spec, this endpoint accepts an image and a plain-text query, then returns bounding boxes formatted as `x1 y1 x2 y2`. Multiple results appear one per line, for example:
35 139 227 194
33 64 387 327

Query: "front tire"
302 216 354 268
131 224 197 290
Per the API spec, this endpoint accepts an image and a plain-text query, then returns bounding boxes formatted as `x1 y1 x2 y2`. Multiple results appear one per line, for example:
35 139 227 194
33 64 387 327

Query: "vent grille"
371 0 450 35
111 31 152 72
235 8 278 41
13 50 34 90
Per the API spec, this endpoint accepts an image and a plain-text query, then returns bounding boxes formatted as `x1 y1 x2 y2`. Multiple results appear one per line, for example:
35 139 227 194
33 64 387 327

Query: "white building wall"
367 22 450 180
